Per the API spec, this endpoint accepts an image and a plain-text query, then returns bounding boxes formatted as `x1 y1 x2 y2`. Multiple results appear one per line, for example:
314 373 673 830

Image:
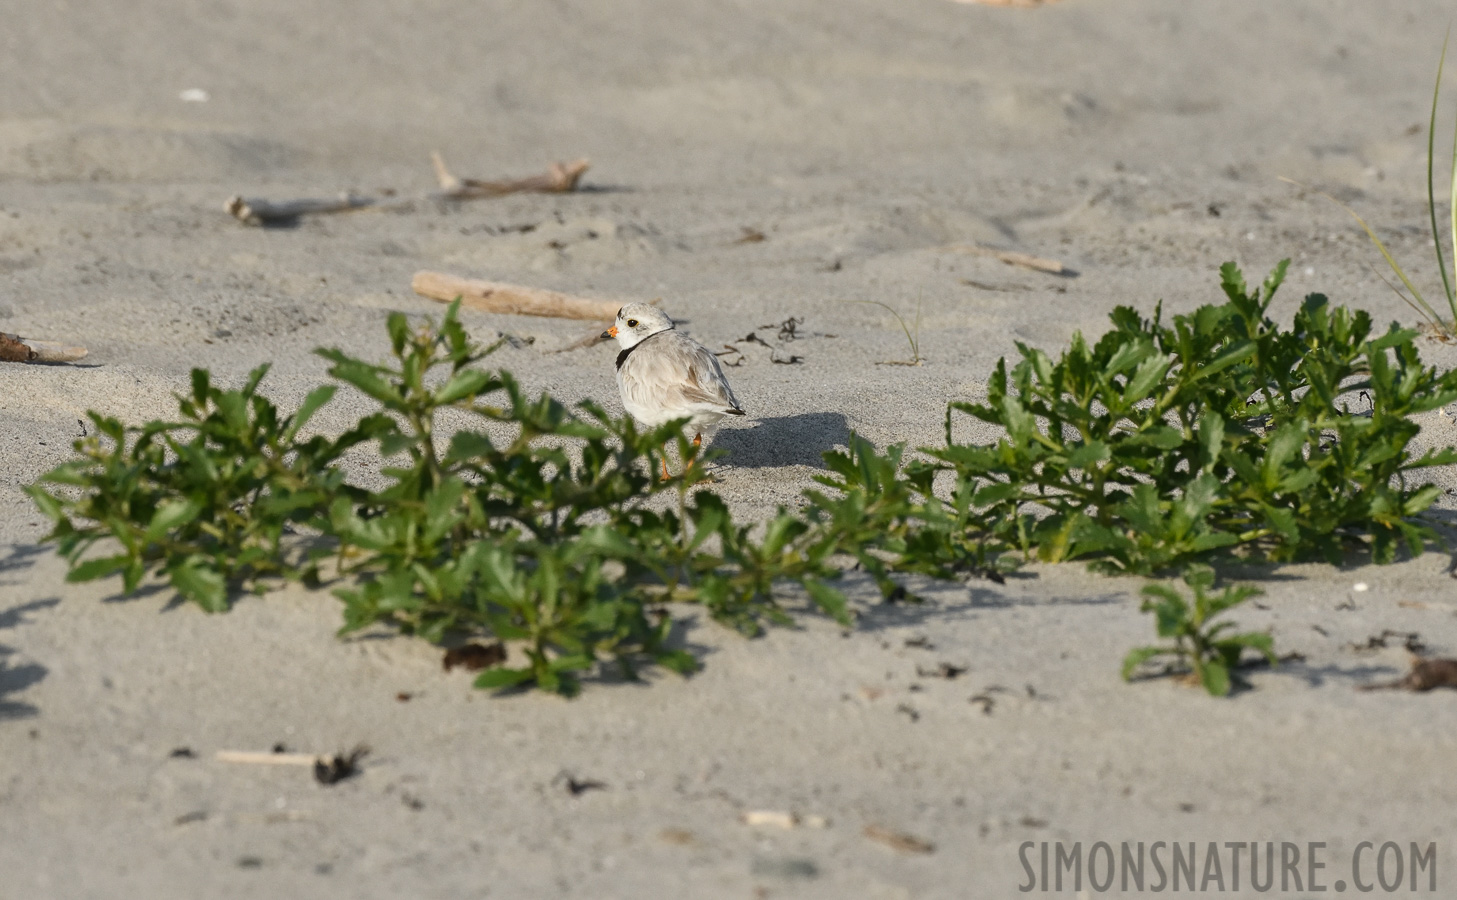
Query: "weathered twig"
1 332 88 363
741 810 800 829
431 152 589 198
215 750 321 766
216 747 369 784
226 154 590 226
224 193 378 226
412 271 622 321
864 824 936 854
949 0 1063 6
946 243 1072 275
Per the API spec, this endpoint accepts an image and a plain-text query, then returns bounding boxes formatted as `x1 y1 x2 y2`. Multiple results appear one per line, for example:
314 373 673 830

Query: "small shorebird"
603 302 744 477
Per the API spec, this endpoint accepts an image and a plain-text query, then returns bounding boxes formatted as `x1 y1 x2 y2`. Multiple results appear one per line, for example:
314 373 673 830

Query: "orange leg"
660 443 671 480
685 433 702 473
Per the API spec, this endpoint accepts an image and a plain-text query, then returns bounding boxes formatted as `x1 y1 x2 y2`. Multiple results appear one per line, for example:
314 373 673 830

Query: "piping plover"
603 303 744 473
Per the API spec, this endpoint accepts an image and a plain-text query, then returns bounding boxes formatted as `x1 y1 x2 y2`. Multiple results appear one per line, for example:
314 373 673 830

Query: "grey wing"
623 333 743 414
682 337 743 412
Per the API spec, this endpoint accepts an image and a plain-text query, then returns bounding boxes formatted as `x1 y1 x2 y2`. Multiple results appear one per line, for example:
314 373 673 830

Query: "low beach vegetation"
29 259 1457 694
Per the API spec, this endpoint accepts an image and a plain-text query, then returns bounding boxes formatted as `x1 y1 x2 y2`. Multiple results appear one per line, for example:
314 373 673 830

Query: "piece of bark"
412 271 622 321
0 332 88 363
0 333 28 362
1359 657 1457 692
946 244 1071 275
432 152 589 198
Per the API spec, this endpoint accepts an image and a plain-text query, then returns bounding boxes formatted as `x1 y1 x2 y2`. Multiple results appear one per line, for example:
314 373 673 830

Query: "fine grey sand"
4 2 1457 897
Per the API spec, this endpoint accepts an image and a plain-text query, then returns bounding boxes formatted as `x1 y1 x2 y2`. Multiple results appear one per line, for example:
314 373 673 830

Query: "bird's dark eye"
627 319 638 327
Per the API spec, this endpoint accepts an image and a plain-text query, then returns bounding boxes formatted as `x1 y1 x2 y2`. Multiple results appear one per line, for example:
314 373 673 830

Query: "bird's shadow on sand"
715 412 850 469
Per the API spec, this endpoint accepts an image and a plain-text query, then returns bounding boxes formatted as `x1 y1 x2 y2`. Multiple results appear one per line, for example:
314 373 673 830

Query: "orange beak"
602 325 618 339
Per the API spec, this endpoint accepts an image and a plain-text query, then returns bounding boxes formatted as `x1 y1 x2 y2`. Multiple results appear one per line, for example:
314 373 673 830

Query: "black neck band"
615 329 670 371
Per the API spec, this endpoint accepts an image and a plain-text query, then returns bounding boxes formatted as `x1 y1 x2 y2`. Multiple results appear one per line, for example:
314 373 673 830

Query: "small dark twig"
553 771 608 796
314 745 369 785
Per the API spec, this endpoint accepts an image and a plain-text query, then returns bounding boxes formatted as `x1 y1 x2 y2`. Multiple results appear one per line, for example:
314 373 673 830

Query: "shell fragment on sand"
0 332 88 363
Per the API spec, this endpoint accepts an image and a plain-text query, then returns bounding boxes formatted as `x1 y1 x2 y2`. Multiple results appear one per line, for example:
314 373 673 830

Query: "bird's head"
602 303 674 348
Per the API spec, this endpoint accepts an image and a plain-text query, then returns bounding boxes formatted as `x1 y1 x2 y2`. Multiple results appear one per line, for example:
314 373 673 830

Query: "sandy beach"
4 1 1457 896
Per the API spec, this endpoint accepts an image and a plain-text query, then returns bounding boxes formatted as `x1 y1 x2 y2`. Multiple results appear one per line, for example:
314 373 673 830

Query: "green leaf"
445 430 495 462
1219 261 1249 305
656 649 699 675
804 579 851 626
379 432 417 458
1199 660 1232 697
168 558 229 612
1124 352 1171 403
472 665 536 689
285 385 337 440
25 486 65 523
1195 411 1225 472
1121 646 1168 681
145 499 203 541
1223 631 1277 664
67 554 131 583
320 355 405 408
1125 425 1184 451
434 369 492 405
1190 338 1256 382
1067 440 1111 469
550 654 594 673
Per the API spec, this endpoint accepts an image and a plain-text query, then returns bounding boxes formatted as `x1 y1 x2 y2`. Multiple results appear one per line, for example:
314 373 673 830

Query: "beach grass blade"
1427 30 1455 319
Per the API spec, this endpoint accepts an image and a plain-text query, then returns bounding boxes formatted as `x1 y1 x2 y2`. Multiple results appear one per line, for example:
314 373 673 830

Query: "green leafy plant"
29 259 1457 697
803 434 1011 593
921 260 1457 573
30 302 868 695
1122 566 1276 697
26 366 378 610
320 305 872 693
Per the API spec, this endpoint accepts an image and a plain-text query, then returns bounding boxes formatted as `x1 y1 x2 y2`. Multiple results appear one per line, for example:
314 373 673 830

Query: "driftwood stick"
224 193 378 226
1 332 88 363
215 750 320 766
227 156 590 226
432 152 589 198
945 244 1071 275
949 0 1063 6
412 271 622 321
